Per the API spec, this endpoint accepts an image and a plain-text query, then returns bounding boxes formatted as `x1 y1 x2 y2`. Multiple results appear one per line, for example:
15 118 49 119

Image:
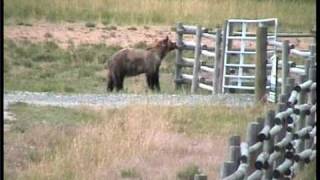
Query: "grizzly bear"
106 36 177 92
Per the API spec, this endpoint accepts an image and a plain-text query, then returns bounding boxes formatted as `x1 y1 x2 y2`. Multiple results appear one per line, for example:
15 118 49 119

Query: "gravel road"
4 91 255 108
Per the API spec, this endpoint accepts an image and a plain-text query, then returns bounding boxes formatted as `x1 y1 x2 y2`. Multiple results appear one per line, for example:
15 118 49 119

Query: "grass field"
4 0 315 32
4 102 268 179
4 39 192 94
3 0 316 179
4 103 315 179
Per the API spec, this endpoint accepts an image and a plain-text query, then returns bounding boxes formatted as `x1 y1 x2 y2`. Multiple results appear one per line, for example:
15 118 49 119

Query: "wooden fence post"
214 28 222 94
274 94 287 168
295 74 307 171
262 110 276 180
246 122 260 175
175 22 183 89
229 136 241 167
281 40 290 95
220 20 228 93
285 77 296 103
191 25 202 93
255 26 267 103
309 44 316 66
220 161 237 178
306 66 316 149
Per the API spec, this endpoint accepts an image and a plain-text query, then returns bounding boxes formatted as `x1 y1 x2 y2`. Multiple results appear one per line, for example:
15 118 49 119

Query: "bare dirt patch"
4 23 176 49
4 22 313 50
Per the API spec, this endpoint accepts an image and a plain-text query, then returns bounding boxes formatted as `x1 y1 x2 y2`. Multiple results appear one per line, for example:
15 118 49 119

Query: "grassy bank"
4 0 315 32
4 103 315 179
4 39 182 94
4 103 267 179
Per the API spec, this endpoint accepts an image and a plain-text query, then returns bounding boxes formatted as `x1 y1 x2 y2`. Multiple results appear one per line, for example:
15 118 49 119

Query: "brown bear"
106 36 177 92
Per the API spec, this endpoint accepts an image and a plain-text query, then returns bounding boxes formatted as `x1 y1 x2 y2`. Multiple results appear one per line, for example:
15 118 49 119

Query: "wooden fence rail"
220 69 316 179
190 25 316 180
175 22 223 94
175 22 315 101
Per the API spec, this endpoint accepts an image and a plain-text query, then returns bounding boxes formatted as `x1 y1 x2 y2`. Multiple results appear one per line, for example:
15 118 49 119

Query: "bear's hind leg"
115 74 125 91
146 74 154 90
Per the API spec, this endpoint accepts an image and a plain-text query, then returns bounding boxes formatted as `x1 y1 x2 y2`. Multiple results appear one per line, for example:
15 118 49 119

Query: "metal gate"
222 18 278 93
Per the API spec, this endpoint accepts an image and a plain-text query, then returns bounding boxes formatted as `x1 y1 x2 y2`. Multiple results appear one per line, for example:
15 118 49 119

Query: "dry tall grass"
4 0 315 31
5 104 269 180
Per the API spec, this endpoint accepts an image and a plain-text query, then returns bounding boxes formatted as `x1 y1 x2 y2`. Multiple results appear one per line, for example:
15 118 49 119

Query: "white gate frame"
222 18 278 93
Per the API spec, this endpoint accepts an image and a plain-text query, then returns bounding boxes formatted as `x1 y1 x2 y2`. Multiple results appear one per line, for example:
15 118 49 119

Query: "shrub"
177 164 200 180
120 168 140 178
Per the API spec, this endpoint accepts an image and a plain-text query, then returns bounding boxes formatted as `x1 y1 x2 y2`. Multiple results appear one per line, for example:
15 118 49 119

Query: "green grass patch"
177 164 200 180
167 104 268 137
4 39 119 93
4 39 188 94
9 102 101 132
120 168 141 179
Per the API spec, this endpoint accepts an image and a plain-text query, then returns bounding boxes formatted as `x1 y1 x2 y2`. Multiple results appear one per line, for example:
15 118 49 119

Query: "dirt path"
4 22 313 49
4 91 254 108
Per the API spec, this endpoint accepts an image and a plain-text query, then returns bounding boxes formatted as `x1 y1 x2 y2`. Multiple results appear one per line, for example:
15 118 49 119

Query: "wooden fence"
190 25 316 180
175 23 223 94
218 26 317 179
219 72 316 179
175 22 316 103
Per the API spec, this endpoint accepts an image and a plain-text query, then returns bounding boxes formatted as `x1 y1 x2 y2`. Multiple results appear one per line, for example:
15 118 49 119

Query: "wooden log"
273 159 293 178
286 78 296 102
200 66 214 72
293 149 313 163
274 108 294 125
220 21 228 93
220 161 237 178
296 74 308 170
228 135 241 167
201 50 215 57
199 83 214 91
262 110 275 152
274 96 287 167
191 25 202 93
229 135 241 146
255 26 267 103
214 28 222 94
175 22 184 89
240 142 249 163
306 64 316 148
290 49 311 57
309 44 316 66
247 170 263 180
180 25 208 34
274 133 294 151
229 146 241 167
255 152 269 170
246 122 260 175
223 163 248 180
281 40 290 95
307 55 316 104
181 73 194 81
